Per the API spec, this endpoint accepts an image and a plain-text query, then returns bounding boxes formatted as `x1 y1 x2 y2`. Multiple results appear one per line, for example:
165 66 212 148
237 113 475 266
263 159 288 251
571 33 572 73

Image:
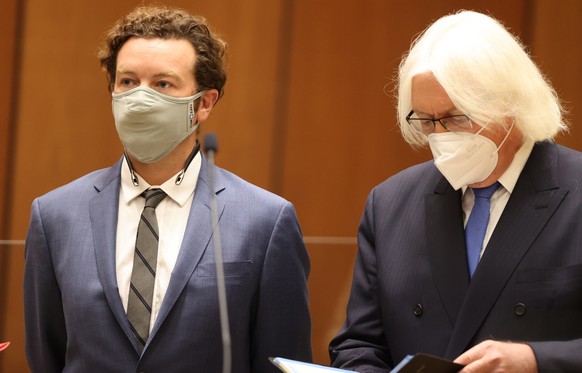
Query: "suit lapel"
149 155 226 340
426 176 469 326
89 159 139 348
445 142 567 358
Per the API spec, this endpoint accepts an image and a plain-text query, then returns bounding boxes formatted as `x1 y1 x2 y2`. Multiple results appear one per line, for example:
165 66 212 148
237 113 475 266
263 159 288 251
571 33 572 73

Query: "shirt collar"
120 153 202 207
497 138 534 193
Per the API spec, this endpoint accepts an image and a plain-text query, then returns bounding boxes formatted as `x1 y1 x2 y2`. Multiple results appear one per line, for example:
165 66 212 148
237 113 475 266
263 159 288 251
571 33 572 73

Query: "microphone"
203 133 231 373
204 132 219 158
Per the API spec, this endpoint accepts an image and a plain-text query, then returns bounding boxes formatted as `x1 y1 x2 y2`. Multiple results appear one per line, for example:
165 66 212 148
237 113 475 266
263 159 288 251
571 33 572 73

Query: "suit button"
514 303 526 316
413 303 423 317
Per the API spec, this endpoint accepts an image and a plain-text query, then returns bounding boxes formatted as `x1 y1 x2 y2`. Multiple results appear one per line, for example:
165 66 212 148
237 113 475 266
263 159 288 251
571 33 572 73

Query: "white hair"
397 10 567 147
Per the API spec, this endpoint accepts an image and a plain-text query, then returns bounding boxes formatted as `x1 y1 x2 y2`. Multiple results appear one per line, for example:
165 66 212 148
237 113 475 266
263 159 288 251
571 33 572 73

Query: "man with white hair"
330 10 582 372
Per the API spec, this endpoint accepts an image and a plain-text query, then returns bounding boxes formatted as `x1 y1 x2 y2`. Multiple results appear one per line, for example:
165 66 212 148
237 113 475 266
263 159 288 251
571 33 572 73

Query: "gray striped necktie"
127 188 166 352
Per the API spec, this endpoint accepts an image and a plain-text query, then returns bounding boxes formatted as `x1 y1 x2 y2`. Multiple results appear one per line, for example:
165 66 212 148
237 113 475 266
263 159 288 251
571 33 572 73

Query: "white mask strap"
494 121 515 155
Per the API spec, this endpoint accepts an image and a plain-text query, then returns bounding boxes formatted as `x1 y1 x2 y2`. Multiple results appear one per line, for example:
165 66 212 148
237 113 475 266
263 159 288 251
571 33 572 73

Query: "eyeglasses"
406 110 473 135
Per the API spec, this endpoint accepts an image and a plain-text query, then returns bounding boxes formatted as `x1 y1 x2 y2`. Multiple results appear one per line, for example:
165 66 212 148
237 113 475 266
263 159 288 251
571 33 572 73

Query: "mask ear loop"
124 140 201 187
174 139 201 185
471 120 515 155
124 151 140 186
493 121 515 155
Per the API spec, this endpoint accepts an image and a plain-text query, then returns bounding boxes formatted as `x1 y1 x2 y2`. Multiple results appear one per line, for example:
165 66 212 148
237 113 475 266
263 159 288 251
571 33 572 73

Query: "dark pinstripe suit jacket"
330 141 582 372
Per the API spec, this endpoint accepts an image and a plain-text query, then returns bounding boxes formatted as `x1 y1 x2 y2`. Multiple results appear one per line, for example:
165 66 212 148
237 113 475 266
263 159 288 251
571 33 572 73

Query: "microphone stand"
204 133 231 373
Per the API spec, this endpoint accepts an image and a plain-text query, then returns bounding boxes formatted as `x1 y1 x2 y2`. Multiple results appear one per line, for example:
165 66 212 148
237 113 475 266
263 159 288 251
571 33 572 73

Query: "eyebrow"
116 67 134 75
153 71 181 80
115 69 181 80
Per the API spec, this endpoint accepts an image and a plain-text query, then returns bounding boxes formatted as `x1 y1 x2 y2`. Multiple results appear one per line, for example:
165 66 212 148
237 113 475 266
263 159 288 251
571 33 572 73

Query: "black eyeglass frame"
405 110 473 134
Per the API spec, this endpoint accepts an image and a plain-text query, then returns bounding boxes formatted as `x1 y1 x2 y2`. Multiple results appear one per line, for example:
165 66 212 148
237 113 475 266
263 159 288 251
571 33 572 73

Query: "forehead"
411 72 455 115
116 37 196 74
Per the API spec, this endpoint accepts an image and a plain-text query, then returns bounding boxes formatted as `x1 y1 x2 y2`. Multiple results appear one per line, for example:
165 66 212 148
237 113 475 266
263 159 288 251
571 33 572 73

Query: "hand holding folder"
390 353 464 373
270 353 463 373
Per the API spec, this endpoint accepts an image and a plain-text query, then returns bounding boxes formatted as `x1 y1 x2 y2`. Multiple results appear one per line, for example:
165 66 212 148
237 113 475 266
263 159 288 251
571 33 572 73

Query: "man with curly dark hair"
24 6 312 372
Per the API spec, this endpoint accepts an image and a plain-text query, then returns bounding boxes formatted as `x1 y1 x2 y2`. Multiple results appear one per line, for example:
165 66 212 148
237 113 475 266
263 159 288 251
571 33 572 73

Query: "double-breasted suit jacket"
330 142 582 372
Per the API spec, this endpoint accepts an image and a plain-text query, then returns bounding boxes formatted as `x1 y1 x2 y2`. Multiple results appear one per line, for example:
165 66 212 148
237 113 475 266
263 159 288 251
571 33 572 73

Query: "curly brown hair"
98 5 227 100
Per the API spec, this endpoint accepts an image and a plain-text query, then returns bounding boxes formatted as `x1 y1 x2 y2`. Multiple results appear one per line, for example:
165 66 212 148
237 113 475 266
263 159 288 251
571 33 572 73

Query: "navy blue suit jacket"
330 142 582 372
24 155 312 372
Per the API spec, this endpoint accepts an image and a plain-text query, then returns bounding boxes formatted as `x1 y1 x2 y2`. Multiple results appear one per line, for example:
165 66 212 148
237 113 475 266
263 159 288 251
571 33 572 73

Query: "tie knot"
472 182 501 200
143 188 166 209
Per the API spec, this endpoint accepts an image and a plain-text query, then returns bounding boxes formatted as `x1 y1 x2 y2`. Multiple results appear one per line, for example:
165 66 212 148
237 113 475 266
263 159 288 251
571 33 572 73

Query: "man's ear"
196 89 219 123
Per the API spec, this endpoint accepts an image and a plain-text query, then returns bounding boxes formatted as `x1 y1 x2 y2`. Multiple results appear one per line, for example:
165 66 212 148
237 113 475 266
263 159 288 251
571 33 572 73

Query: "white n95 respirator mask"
427 124 512 190
112 86 205 163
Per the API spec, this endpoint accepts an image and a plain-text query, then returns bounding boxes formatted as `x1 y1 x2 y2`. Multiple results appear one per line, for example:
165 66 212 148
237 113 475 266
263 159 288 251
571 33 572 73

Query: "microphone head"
203 132 219 154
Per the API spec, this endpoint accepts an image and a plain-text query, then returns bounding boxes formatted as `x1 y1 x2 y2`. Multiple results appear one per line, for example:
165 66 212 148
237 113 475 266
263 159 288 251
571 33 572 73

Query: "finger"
454 340 491 365
455 351 476 366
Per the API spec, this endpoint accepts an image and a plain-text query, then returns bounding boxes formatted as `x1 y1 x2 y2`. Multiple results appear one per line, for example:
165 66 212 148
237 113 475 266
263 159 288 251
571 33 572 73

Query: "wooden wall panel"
2 2 127 368
284 0 529 364
0 0 21 367
3 0 582 371
531 0 582 151
0 0 18 229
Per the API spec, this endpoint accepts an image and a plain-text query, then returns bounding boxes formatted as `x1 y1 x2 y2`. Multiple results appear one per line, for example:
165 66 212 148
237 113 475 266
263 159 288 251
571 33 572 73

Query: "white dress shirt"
116 153 201 331
462 139 535 259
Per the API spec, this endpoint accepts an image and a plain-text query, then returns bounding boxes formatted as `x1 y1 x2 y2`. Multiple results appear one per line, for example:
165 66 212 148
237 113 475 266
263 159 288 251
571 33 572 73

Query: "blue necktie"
465 182 500 277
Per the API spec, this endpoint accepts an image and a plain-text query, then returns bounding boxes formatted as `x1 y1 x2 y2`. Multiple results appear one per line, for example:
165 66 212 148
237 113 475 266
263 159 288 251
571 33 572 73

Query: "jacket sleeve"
529 339 582 372
250 201 312 372
329 189 392 372
24 198 67 373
